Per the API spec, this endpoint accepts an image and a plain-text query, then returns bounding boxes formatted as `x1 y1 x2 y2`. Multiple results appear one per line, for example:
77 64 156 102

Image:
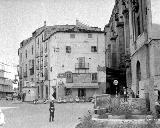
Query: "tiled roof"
20 23 102 48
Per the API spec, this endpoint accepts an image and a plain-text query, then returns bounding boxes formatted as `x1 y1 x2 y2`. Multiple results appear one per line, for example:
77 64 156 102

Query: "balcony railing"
36 65 39 70
44 61 48 67
19 73 22 79
30 67 34 75
36 53 40 58
23 72 27 78
75 63 89 69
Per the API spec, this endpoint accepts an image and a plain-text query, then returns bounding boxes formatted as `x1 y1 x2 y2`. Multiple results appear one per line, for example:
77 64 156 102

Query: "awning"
65 83 99 89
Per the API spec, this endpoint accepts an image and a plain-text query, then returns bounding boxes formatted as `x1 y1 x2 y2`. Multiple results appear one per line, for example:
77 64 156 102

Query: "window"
66 72 73 83
66 73 72 79
25 50 27 58
38 38 39 48
78 57 85 63
137 16 141 36
92 73 97 82
70 34 75 38
66 46 71 53
32 45 34 55
45 43 47 53
20 53 22 62
91 46 97 52
88 34 92 38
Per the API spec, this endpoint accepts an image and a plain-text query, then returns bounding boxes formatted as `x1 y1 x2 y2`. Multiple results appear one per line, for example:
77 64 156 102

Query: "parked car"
6 95 13 100
88 97 94 102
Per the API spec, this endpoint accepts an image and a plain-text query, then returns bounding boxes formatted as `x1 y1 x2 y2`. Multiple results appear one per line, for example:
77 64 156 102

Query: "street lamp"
113 80 118 97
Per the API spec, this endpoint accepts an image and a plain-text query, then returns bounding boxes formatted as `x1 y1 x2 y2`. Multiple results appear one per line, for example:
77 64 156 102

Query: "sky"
0 0 160 82
0 0 115 81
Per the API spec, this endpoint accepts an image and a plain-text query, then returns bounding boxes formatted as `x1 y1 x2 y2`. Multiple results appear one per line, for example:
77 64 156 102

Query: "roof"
44 25 103 41
20 21 103 48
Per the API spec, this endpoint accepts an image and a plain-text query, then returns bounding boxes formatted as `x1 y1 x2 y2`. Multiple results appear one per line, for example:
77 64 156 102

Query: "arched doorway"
136 61 141 97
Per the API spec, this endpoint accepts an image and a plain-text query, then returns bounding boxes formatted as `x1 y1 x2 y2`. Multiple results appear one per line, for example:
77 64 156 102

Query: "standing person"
123 87 127 102
49 98 55 122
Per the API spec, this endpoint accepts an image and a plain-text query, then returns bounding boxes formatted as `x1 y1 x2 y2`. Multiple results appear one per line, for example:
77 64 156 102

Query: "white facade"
47 32 106 99
19 22 106 101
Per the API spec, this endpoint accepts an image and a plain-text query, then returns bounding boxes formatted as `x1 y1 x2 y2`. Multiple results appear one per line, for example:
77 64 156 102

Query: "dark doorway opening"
78 88 86 97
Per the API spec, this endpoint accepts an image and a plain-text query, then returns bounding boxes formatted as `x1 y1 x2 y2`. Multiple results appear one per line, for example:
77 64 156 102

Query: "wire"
0 62 18 68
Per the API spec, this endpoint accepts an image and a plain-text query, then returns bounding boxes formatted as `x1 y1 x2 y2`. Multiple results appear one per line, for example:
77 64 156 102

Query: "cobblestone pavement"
0 100 93 128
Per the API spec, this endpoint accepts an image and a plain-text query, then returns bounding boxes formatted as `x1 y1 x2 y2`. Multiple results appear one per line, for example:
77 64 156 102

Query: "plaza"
0 100 93 128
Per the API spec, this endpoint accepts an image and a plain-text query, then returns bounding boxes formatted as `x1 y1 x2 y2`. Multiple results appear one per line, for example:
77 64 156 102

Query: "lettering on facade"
73 73 91 83
57 73 66 78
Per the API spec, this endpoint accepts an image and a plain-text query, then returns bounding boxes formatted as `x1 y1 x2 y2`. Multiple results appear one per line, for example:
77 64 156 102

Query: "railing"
36 65 39 70
23 72 27 77
75 63 89 69
30 68 34 75
19 74 22 79
44 61 48 67
44 74 48 80
36 52 40 58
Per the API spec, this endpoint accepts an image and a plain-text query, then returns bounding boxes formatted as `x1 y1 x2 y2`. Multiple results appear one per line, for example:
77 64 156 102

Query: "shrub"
75 111 105 128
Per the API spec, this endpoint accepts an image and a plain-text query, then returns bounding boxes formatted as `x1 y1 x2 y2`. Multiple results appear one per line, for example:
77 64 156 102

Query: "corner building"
18 21 106 101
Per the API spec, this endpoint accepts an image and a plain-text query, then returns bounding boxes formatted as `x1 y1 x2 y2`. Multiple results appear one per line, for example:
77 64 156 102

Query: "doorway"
46 86 48 99
78 88 86 97
136 61 141 97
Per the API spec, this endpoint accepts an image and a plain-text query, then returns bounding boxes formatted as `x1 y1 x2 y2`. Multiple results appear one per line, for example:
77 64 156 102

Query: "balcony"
23 72 27 78
36 65 39 70
19 73 22 79
40 64 43 69
36 52 40 58
30 67 34 75
44 74 48 80
44 61 48 67
75 63 89 69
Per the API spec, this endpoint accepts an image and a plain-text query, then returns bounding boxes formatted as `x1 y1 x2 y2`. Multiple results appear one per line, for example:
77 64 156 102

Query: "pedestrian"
49 98 55 122
0 109 5 126
123 87 127 102
155 101 160 118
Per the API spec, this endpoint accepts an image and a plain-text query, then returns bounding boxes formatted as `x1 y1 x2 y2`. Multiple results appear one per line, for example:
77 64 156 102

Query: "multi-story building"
0 69 14 98
18 21 106 101
128 0 160 111
104 0 130 95
105 0 160 111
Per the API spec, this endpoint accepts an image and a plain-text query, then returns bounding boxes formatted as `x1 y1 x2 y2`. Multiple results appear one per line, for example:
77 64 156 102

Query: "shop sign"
57 73 66 78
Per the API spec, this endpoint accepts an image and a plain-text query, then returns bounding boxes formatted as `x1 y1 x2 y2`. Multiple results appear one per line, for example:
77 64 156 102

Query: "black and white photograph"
0 0 160 128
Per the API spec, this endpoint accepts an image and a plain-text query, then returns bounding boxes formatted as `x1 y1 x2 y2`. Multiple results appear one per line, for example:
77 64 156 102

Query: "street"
0 100 93 128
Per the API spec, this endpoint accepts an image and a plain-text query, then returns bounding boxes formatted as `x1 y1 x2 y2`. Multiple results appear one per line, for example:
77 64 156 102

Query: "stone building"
0 69 14 98
105 0 160 111
18 21 106 100
104 0 131 94
128 0 160 111
46 21 106 100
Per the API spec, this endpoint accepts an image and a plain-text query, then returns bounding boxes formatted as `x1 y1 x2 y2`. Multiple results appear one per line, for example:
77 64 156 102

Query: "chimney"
44 21 46 26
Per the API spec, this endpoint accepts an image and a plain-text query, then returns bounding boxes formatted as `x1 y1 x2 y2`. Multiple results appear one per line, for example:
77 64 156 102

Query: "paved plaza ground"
0 100 93 128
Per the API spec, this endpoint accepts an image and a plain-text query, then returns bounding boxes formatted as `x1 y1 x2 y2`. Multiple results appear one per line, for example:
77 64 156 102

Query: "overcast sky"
0 0 160 80
0 0 115 79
